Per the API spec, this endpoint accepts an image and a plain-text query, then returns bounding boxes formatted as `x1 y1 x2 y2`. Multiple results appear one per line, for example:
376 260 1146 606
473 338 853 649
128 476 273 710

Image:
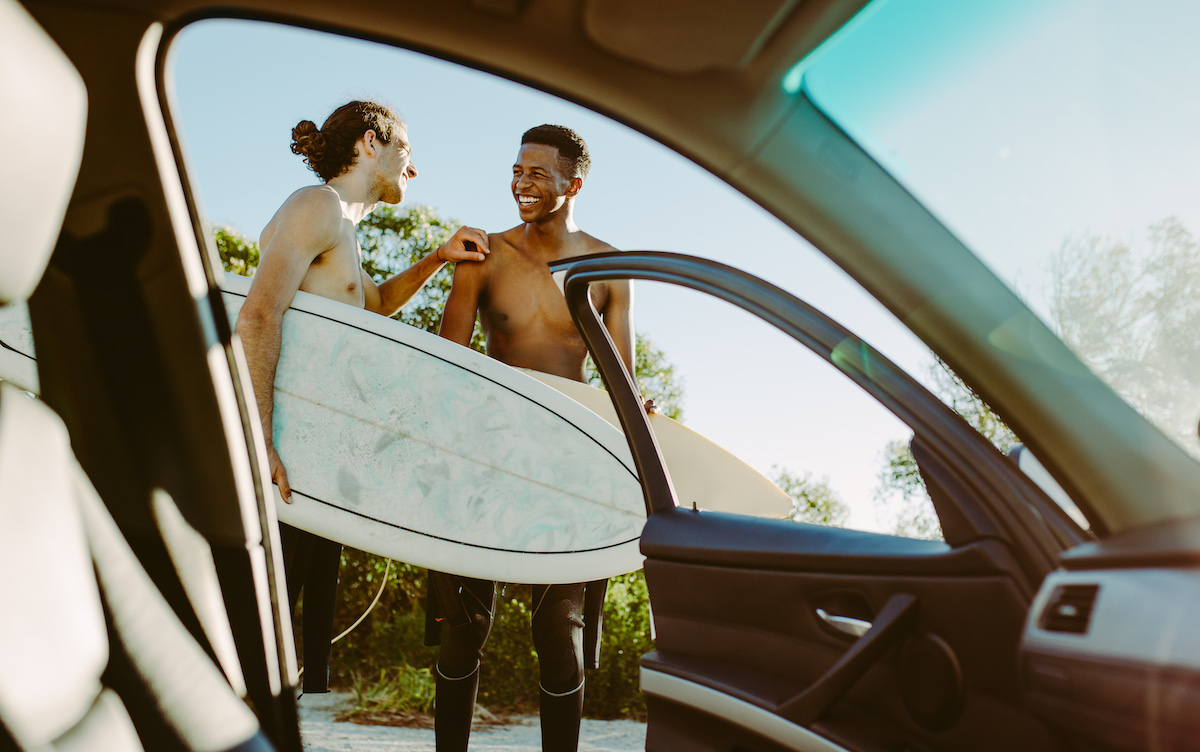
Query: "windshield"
800 0 1200 460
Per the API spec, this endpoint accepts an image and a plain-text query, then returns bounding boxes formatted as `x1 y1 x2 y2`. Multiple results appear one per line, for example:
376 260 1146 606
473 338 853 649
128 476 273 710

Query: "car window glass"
801 0 1200 463
165 18 1047 542
629 283 943 540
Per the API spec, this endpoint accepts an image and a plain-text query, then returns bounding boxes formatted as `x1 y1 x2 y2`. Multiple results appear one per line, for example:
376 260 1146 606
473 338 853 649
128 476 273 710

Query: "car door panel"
640 510 1050 751
552 252 1079 751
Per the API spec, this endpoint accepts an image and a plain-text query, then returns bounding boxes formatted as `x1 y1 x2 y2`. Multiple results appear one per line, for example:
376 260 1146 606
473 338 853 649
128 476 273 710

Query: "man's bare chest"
484 259 607 335
299 231 364 306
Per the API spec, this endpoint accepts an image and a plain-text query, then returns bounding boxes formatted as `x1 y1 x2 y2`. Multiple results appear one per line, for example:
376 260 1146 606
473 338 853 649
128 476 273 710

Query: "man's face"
512 143 577 222
372 124 417 205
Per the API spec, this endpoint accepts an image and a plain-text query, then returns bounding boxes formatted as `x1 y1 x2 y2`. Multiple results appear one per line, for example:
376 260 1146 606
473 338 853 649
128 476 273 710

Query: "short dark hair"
521 124 591 179
290 100 403 182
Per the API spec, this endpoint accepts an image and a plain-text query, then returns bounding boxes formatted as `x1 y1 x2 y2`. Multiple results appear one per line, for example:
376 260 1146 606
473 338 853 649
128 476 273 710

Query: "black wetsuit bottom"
427 572 587 752
280 523 341 693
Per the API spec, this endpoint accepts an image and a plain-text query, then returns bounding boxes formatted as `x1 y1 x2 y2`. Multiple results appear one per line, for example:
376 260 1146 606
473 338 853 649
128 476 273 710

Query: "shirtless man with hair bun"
237 99 488 693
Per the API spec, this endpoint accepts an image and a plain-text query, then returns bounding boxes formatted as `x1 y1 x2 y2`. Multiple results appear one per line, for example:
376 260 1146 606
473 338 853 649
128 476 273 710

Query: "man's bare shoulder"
567 231 618 258
279 185 342 224
477 228 524 265
583 233 619 255
449 230 507 283
579 235 629 299
490 226 525 250
261 185 343 253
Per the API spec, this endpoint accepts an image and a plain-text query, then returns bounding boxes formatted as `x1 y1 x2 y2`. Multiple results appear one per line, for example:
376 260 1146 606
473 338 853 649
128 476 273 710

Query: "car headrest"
0 0 87 305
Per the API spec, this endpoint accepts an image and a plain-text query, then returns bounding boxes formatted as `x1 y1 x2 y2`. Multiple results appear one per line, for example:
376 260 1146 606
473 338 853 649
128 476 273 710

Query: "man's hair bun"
290 120 327 174
288 102 403 183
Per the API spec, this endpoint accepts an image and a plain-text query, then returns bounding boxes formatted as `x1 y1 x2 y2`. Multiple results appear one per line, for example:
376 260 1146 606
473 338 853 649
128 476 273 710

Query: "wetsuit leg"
532 582 586 752
278 523 310 612
432 573 495 752
279 523 342 693
300 534 341 692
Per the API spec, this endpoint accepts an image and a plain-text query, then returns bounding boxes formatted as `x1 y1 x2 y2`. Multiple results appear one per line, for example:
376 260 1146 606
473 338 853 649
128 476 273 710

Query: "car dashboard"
1021 520 1200 752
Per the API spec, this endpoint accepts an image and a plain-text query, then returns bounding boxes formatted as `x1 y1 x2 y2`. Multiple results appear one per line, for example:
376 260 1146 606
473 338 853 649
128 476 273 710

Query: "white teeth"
518 196 538 206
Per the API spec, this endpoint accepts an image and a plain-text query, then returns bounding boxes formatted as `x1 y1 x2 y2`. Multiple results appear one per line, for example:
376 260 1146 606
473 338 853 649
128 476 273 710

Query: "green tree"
771 467 849 526
874 216 1200 538
356 205 487 352
1049 217 1200 455
213 224 259 276
872 358 1019 540
874 440 941 540
630 337 686 421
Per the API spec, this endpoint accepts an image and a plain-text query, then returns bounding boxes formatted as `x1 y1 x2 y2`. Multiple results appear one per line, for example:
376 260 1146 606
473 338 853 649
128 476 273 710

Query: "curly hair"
290 101 403 182
521 124 591 179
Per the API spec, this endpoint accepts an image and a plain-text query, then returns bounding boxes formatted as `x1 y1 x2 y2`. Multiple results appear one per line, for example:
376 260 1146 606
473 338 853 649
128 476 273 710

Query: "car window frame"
553 251 1085 591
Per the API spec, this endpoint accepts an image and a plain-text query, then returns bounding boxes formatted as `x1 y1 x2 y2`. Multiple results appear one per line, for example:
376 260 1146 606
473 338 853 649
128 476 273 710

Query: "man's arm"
602 278 658 412
363 226 490 317
438 246 488 346
236 189 340 502
601 278 636 374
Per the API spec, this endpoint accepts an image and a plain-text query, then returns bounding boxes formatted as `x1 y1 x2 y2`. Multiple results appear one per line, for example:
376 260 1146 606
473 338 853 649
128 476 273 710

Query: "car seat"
0 2 276 749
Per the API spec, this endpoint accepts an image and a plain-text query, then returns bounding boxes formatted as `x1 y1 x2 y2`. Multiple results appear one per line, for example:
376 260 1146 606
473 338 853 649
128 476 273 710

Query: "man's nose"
407 162 418 178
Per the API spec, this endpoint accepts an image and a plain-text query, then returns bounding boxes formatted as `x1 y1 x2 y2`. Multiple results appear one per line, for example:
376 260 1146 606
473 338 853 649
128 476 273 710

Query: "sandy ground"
298 692 647 751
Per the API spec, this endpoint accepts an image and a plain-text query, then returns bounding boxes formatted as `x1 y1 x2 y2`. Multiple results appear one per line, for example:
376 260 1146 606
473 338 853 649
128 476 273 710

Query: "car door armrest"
778 593 920 726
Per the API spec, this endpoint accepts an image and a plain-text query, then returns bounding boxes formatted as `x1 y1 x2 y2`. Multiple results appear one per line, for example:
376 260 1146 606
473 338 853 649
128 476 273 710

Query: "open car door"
554 252 1088 752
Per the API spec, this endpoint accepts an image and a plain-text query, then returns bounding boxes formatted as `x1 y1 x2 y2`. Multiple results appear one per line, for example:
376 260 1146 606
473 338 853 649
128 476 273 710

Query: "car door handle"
780 593 920 726
815 608 872 638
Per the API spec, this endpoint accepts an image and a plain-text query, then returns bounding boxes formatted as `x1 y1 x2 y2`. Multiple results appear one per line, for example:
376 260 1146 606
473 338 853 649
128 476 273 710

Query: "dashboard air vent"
1040 584 1099 634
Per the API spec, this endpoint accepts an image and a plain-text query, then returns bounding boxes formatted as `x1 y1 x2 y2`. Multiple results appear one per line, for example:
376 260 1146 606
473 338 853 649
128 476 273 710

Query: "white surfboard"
517 370 792 519
0 279 647 583
0 301 37 394
218 274 646 584
0 273 792 585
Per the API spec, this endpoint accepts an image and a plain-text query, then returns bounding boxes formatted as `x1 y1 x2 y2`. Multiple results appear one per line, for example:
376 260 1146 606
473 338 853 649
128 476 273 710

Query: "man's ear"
565 177 583 198
361 129 380 157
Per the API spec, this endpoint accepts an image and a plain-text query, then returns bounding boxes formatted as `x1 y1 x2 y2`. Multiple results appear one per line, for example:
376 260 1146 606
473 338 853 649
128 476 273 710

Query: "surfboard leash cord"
333 556 393 644
297 557 393 681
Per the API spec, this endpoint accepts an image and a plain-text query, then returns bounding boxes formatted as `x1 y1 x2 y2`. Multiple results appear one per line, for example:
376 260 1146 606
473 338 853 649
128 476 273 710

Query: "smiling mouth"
517 195 539 208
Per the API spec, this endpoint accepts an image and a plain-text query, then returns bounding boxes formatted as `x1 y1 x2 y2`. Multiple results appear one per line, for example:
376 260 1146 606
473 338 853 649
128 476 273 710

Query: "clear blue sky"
173 3 1200 531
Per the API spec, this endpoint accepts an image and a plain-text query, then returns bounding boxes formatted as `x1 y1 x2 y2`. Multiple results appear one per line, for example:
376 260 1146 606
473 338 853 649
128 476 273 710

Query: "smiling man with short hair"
434 124 636 752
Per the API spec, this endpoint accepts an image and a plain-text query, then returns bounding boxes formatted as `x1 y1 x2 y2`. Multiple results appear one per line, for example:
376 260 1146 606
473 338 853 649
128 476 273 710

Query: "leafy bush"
582 572 655 719
295 551 654 719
